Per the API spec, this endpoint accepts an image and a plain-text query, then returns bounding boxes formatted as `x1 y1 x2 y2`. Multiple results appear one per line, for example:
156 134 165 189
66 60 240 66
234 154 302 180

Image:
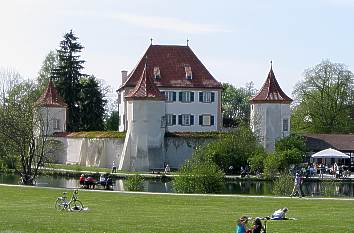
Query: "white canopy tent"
311 148 350 159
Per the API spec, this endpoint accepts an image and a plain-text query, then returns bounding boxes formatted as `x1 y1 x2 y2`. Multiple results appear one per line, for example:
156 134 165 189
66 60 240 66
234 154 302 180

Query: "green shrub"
174 160 225 194
124 175 144 192
248 149 267 174
263 154 281 179
272 173 293 196
192 125 263 174
320 180 337 197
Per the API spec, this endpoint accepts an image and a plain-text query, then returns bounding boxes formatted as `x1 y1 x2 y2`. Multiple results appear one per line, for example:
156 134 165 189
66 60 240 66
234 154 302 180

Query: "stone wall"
51 136 212 169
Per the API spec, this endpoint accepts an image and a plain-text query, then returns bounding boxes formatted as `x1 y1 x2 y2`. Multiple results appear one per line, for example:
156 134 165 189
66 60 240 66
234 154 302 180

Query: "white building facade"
250 65 293 152
117 45 222 133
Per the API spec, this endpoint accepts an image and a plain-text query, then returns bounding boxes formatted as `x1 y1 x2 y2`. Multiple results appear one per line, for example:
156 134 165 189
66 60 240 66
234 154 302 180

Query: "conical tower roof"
251 64 292 103
125 63 165 101
36 80 67 107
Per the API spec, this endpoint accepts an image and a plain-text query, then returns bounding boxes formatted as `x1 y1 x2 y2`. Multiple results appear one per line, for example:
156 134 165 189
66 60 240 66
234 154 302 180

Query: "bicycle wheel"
69 200 83 211
55 199 66 211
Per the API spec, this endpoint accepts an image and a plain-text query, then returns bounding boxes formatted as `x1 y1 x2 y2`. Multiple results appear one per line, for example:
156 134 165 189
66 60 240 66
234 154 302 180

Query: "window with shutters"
166 114 176 126
199 91 215 103
164 91 176 102
179 91 194 103
182 114 190 125
179 114 194 126
199 114 214 126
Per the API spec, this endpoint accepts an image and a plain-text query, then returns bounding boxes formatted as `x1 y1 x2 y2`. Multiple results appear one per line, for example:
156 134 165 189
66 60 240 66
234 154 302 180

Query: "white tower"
119 63 166 171
250 63 293 152
35 80 67 136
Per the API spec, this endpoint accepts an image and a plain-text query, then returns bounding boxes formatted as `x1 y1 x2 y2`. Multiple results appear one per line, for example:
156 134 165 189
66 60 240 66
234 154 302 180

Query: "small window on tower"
185 65 192 80
154 66 161 80
283 119 289 132
53 119 60 130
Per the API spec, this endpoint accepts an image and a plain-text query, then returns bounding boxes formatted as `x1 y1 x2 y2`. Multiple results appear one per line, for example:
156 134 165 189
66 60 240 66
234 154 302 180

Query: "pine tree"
52 30 86 131
79 76 106 131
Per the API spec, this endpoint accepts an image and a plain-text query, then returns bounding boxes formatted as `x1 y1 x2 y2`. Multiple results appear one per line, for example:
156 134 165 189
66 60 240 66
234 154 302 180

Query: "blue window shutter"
172 115 176 125
161 91 165 97
190 92 194 102
211 115 214 125
199 115 203 125
190 115 194 125
179 92 182 102
199 92 203 102
173 92 176 101
211 92 215 102
178 115 182 125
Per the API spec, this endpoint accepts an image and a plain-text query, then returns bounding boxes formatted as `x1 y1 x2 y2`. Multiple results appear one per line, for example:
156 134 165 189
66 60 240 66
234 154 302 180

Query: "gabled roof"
120 45 222 90
36 80 67 107
250 65 293 103
304 134 354 152
125 63 165 101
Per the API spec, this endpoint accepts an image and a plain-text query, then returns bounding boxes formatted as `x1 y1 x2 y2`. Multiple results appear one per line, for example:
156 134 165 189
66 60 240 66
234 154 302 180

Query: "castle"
36 44 292 170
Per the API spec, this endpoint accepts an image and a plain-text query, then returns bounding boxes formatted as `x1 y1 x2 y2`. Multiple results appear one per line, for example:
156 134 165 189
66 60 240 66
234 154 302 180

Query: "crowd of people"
79 173 113 189
302 162 351 178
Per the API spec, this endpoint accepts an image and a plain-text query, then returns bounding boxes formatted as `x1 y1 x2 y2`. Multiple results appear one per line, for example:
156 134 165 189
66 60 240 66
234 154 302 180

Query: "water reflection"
0 174 353 197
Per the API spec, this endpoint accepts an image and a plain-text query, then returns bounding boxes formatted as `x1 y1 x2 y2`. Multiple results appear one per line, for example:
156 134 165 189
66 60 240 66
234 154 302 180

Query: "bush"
272 173 293 196
124 175 144 192
193 125 263 174
263 154 281 179
248 149 267 174
174 160 225 194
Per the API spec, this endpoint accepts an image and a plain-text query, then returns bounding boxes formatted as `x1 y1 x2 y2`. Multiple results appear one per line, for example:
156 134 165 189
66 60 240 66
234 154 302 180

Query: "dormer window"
154 66 161 80
185 65 192 80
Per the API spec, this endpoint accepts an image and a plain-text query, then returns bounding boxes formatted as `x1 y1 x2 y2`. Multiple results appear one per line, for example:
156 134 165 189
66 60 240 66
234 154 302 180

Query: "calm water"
1 174 353 197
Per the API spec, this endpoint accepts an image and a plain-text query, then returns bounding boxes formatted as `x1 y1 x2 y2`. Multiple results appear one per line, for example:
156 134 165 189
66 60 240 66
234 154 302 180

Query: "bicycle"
55 189 84 211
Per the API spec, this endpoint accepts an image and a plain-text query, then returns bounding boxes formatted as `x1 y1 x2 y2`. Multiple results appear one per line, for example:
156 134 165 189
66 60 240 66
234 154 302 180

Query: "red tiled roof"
120 45 222 90
250 66 293 103
304 134 354 151
36 80 67 107
125 64 165 100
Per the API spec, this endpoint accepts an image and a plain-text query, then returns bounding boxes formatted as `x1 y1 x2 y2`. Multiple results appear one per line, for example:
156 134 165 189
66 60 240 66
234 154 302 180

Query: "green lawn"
0 185 353 233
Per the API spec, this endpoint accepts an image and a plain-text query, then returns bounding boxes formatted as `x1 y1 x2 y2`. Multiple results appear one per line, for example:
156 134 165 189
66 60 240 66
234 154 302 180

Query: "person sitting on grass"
236 216 251 233
251 218 265 233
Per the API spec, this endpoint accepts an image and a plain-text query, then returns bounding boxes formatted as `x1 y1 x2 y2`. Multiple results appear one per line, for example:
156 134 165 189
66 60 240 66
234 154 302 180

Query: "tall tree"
37 51 58 91
79 76 106 131
52 30 86 132
222 82 256 127
292 60 354 133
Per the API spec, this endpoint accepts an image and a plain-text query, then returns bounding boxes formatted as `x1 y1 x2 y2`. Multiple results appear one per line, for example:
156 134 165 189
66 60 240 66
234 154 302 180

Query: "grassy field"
0 185 353 233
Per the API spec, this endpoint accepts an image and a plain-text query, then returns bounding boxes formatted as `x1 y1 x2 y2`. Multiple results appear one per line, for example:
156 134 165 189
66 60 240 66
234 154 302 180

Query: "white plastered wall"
250 103 291 151
119 99 166 171
37 107 66 136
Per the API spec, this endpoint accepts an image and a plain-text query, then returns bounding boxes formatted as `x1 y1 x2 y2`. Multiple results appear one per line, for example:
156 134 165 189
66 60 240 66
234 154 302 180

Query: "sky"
1 0 354 101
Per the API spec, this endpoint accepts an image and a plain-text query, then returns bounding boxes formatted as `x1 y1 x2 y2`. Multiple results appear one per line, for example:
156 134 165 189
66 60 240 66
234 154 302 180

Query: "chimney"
121 70 128 84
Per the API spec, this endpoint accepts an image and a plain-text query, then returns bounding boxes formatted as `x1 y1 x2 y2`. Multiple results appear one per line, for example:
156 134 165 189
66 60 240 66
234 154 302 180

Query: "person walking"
290 172 302 197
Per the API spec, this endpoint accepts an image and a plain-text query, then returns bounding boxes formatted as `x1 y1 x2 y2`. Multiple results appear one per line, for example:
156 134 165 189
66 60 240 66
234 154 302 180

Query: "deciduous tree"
0 78 59 185
292 60 354 133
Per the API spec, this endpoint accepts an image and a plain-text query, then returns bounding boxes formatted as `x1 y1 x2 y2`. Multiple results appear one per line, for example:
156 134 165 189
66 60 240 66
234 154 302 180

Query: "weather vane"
150 38 153 45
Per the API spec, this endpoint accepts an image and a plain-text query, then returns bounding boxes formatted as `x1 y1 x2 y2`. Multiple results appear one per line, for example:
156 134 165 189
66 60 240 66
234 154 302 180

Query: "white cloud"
110 13 231 34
